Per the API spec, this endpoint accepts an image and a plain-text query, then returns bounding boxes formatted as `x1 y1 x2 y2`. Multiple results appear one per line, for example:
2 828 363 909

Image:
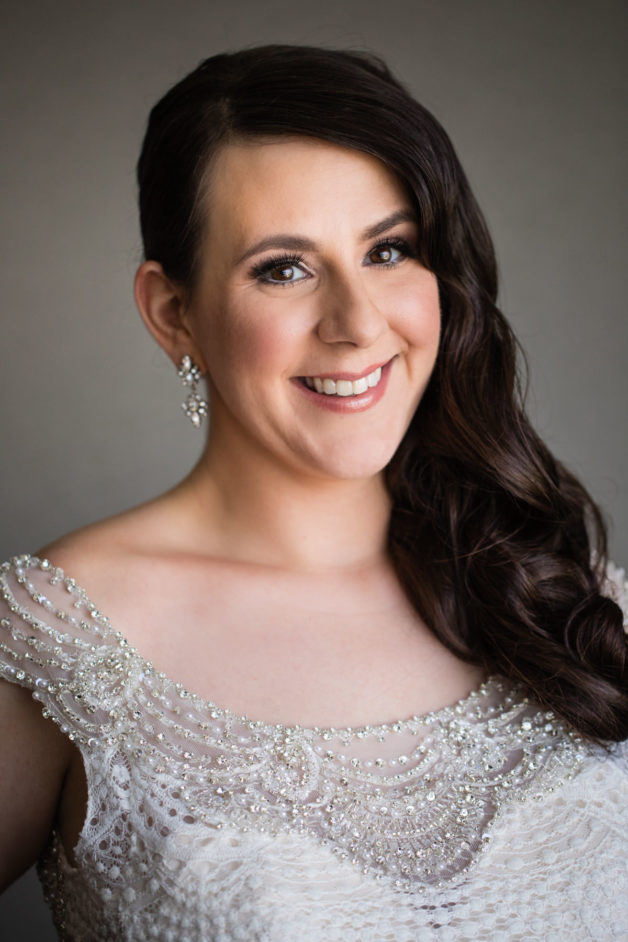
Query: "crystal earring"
177 354 208 428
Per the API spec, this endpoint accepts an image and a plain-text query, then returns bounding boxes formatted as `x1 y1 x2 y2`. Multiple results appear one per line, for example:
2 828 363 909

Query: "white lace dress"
1 554 627 941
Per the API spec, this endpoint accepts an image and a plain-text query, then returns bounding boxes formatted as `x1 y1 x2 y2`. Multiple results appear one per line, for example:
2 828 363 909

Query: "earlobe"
133 261 205 371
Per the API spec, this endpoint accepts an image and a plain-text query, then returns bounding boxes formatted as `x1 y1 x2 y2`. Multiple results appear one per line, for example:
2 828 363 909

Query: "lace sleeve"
0 554 141 747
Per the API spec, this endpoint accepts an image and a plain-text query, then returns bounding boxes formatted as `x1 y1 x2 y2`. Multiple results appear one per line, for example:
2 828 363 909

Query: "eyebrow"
234 208 417 266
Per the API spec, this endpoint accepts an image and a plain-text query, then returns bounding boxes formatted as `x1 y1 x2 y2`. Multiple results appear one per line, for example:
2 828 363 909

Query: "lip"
290 356 395 414
294 357 395 383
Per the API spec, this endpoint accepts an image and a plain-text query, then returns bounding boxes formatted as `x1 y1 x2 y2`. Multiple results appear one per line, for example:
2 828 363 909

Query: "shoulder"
2 490 216 678
0 498 167 705
0 550 150 752
33 528 133 624
31 493 193 627
0 552 119 688
34 498 166 586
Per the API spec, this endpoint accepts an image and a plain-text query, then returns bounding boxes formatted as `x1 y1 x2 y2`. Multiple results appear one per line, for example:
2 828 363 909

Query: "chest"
109 561 484 729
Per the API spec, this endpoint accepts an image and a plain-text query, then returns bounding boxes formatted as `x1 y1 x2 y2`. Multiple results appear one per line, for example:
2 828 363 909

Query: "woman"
0 43 626 941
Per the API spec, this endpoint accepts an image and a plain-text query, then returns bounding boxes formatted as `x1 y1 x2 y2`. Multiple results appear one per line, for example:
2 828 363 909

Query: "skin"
0 136 485 885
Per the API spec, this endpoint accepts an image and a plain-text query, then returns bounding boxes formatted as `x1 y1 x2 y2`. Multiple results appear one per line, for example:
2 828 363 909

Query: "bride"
1 43 626 941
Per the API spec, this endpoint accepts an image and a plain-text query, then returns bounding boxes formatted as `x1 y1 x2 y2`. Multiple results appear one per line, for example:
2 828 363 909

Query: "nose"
315 266 388 348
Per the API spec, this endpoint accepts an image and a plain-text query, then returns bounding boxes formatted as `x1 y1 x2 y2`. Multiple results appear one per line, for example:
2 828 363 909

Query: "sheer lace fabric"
1 554 627 941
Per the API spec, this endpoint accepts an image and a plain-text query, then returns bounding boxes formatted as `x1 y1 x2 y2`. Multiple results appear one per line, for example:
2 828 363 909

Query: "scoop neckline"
147 662 505 737
22 553 510 738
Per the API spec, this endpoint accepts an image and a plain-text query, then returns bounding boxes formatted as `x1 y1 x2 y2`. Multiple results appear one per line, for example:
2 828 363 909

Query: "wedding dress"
1 553 626 941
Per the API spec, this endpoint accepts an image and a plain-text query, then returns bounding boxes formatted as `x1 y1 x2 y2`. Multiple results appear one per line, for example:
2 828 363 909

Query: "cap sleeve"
0 553 142 746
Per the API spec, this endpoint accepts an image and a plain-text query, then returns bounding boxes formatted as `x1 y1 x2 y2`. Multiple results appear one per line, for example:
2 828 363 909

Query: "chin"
308 436 402 481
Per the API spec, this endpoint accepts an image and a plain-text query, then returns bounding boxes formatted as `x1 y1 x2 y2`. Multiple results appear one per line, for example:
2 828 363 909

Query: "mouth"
294 358 393 398
291 357 396 412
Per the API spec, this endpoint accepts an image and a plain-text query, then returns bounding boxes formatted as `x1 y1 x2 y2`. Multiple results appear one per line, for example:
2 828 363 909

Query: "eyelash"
249 236 416 287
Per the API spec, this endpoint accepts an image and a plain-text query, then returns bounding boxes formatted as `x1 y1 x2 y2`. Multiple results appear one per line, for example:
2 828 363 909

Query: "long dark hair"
137 43 627 742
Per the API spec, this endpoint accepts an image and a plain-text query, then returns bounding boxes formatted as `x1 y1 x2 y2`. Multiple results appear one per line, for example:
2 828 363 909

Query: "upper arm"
0 676 71 890
0 551 110 891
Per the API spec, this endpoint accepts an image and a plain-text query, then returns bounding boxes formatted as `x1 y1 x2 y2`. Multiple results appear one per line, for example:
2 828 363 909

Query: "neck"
173 430 393 574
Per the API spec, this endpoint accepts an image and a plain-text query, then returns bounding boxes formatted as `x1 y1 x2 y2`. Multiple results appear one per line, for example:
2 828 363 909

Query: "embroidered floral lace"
1 554 627 941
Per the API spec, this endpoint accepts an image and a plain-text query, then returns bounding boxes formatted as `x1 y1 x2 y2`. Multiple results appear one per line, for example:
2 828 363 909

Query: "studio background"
1 0 626 935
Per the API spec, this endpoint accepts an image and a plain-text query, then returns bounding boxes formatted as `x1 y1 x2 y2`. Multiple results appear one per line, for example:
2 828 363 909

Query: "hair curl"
137 43 627 742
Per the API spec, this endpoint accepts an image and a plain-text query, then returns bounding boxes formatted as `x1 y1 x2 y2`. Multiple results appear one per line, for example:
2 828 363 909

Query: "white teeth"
336 380 353 397
303 364 384 397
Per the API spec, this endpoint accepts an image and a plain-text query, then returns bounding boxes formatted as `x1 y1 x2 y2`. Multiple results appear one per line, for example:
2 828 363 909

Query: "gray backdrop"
1 0 626 935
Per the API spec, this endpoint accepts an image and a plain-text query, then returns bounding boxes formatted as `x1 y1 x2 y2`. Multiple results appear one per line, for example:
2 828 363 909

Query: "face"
186 136 441 481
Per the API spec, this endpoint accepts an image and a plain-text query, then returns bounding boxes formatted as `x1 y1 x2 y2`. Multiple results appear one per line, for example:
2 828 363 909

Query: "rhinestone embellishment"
0 554 619 896
177 354 208 428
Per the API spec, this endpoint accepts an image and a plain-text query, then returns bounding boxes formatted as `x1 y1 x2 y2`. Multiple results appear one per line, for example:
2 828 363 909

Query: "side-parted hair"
137 43 627 742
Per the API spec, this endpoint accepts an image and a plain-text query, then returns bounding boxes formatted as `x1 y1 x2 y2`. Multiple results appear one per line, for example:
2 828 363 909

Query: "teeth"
336 380 353 397
304 365 383 397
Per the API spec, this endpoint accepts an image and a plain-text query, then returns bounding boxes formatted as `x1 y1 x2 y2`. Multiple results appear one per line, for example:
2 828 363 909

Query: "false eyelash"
250 252 307 282
370 237 416 266
249 236 417 286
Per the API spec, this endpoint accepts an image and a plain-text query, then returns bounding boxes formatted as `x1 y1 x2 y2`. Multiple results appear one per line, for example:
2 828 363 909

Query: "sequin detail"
1 553 627 942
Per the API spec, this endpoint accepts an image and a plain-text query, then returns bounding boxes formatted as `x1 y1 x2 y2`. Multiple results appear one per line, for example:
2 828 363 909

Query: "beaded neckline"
18 553 510 738
3 553 599 898
167 672 505 738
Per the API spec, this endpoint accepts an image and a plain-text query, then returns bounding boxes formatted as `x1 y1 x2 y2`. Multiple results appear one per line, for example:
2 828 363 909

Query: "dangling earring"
177 354 208 428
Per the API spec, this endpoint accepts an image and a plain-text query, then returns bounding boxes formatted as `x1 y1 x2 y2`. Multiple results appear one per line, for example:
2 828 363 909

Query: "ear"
134 260 207 372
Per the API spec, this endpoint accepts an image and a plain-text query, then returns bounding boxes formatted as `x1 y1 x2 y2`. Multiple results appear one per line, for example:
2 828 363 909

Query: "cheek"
204 301 303 385
393 272 441 349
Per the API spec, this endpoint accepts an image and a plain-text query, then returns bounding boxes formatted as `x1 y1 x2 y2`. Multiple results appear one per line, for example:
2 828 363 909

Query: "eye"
365 238 412 268
250 253 310 287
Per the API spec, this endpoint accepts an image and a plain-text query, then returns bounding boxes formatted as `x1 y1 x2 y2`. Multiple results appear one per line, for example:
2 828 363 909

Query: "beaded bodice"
1 553 627 941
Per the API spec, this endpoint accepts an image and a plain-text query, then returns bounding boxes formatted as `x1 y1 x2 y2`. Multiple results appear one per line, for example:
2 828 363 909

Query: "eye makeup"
249 236 417 287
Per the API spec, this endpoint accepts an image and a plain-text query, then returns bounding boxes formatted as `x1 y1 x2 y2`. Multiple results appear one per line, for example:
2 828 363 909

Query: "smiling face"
185 135 441 481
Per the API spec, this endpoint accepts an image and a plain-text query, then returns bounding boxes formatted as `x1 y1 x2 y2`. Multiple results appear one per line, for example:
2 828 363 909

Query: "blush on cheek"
396 296 441 348
211 316 295 380
232 300 309 370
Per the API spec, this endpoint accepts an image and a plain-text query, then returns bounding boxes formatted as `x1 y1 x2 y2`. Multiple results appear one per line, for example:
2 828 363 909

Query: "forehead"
201 135 412 238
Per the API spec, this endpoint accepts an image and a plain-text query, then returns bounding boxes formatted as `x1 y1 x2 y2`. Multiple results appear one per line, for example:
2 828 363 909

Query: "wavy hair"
136 43 627 742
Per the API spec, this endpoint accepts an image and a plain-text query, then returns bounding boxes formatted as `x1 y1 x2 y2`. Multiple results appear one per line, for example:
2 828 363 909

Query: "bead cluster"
177 354 208 428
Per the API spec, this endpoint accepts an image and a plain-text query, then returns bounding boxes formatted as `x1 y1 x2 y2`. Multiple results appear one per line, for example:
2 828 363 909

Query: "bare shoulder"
32 485 220 652
34 494 188 622
37 506 145 584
